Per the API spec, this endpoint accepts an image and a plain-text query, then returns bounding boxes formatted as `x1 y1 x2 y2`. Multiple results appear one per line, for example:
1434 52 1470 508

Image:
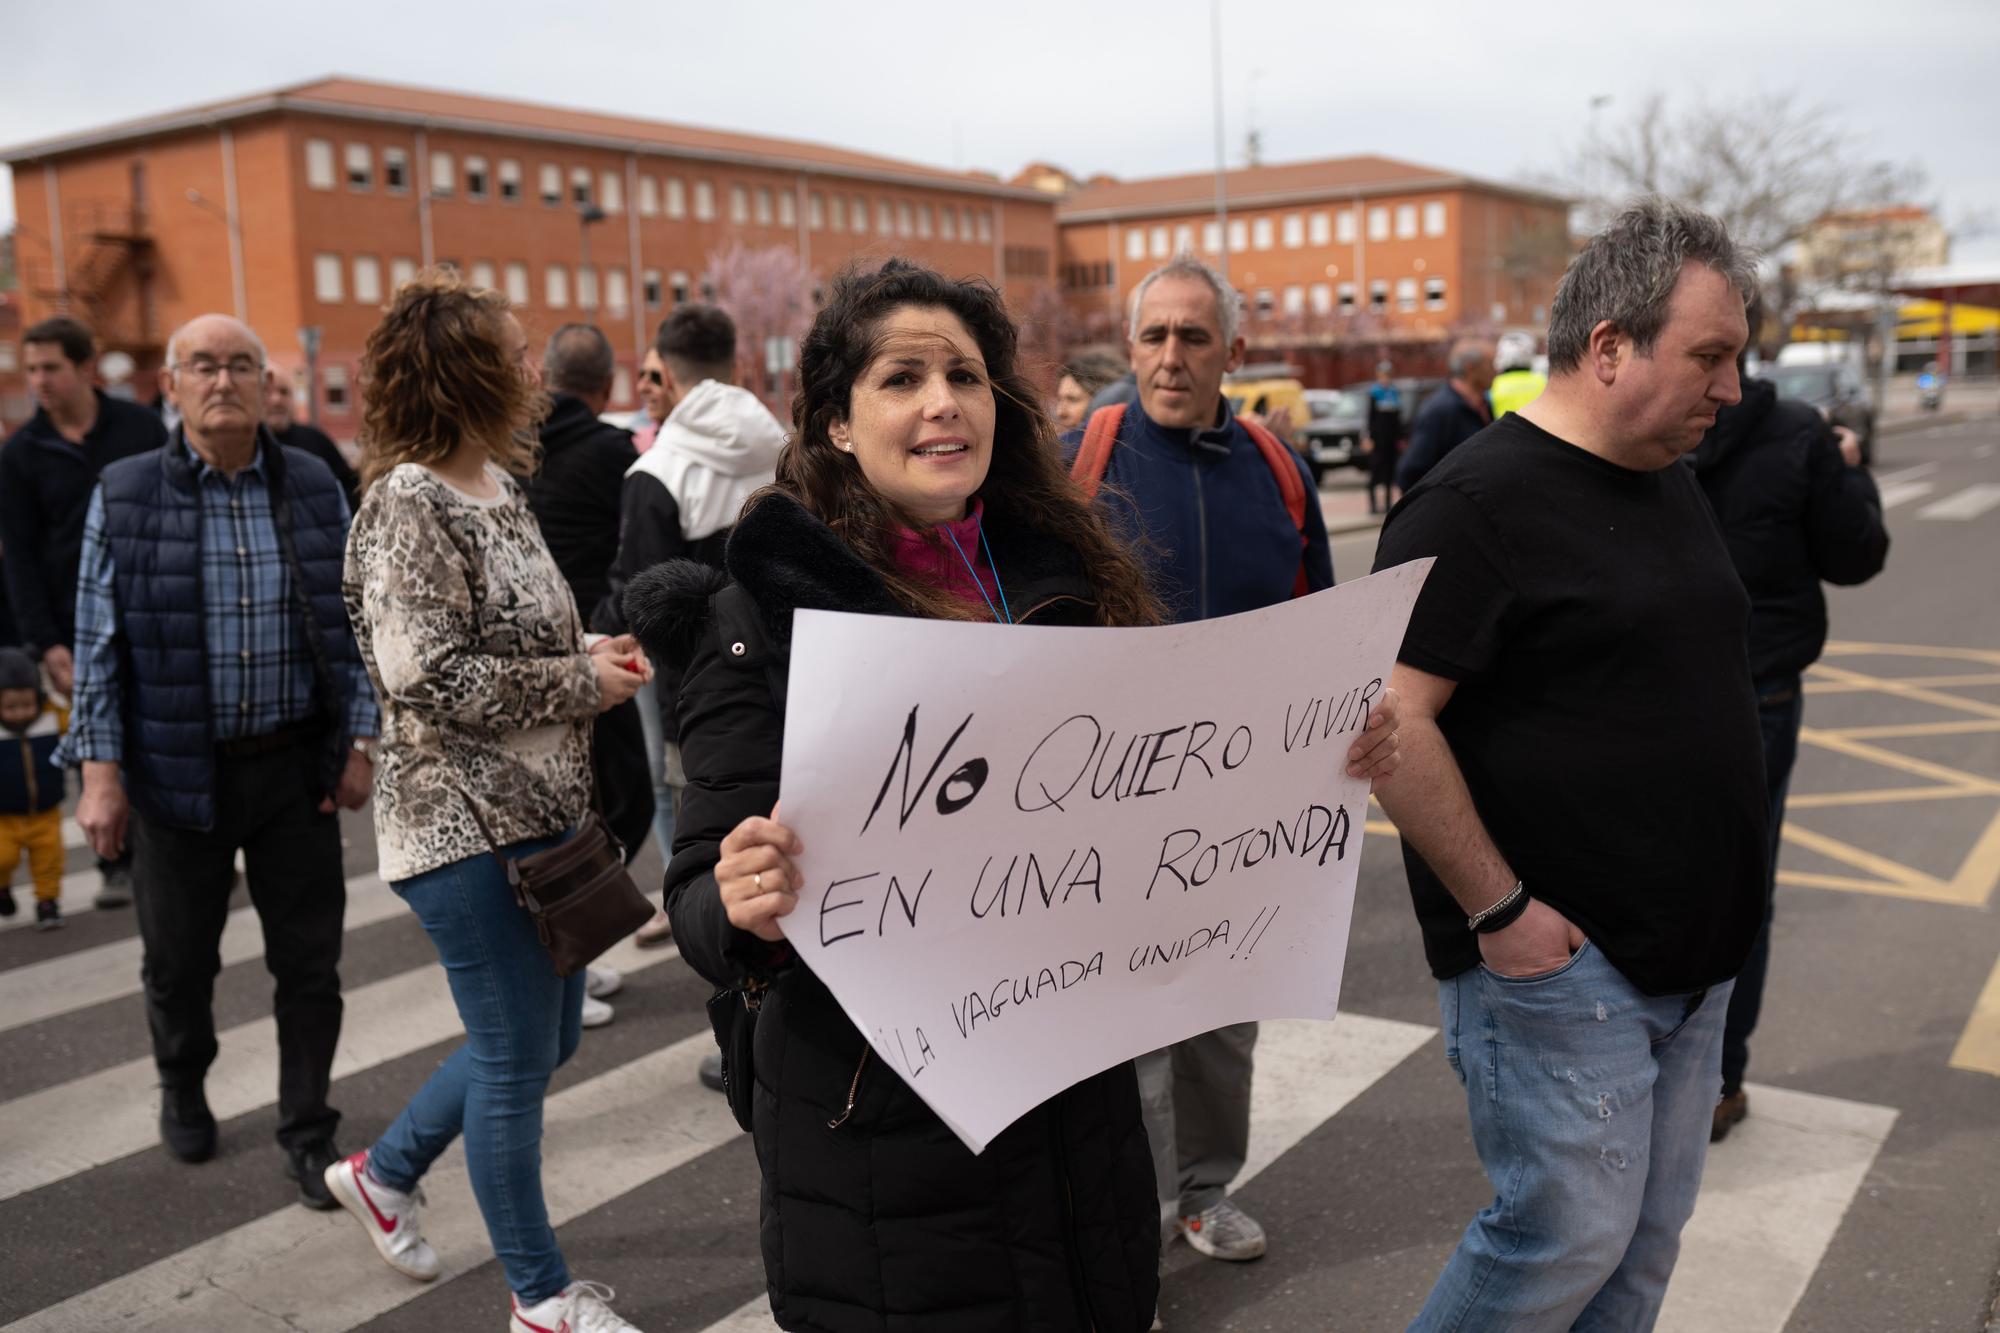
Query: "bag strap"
1068 403 1128 500
1236 414 1314 600
444 715 610 896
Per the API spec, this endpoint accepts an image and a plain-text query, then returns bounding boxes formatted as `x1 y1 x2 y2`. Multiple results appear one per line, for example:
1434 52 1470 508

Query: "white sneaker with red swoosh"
511 1280 642 1333
324 1151 441 1282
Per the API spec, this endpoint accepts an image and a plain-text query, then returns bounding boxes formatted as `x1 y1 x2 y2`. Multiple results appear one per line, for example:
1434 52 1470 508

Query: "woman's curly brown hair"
356 266 545 488
772 259 1161 629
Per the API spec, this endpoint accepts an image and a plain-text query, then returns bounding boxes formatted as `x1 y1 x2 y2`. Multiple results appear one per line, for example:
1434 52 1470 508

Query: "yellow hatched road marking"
1806 662 2000 722
1786 785 1989 810
1827 719 2000 741
1949 952 2000 1077
1796 726 2000 793
1806 671 2000 694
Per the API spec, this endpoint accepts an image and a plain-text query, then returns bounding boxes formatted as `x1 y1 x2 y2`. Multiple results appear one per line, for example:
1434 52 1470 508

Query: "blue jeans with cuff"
367 836 585 1305
1411 942 1733 1332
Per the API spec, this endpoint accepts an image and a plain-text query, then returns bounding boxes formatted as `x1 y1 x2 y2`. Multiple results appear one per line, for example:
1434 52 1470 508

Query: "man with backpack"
1065 254 1334 1265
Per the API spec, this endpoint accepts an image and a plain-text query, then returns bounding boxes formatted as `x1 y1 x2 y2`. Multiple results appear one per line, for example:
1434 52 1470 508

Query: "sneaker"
585 966 623 1000
284 1137 342 1210
159 1083 217 1163
93 864 133 910
1711 1089 1750 1143
634 908 673 947
324 1151 441 1281
0 884 15 917
35 899 62 930
1178 1198 1266 1262
511 1279 641 1333
581 994 615 1028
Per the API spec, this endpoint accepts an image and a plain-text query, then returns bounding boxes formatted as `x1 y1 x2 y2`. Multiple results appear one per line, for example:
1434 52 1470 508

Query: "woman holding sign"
628 261 1400 1332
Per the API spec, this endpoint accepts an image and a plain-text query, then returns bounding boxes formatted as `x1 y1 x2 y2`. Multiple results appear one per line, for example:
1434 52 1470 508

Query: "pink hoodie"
887 499 1006 619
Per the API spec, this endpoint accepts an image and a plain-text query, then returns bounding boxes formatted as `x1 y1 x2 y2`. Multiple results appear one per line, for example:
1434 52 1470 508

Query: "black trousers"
594 699 656 861
130 734 346 1149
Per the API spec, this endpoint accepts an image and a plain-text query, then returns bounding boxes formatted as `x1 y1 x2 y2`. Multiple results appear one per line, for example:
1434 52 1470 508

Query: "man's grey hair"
165 315 267 369
1127 254 1241 346
543 323 616 397
1447 339 1493 378
1544 196 1759 375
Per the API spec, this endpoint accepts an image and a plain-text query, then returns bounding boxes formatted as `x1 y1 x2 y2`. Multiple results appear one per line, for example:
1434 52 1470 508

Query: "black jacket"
0 392 165 654
1396 384 1490 493
272 421 362 513
527 394 637 623
1689 377 1889 682
625 493 1160 1333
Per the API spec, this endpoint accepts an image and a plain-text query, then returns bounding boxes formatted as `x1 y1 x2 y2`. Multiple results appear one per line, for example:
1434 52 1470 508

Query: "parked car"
1224 371 1309 441
1762 364 1877 464
1297 388 1369 484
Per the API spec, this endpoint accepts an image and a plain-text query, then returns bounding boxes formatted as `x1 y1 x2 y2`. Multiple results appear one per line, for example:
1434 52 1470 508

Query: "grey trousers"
1135 1020 1258 1237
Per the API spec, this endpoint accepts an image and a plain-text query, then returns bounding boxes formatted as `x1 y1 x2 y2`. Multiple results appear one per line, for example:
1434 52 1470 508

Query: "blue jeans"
1721 678 1804 1094
1412 944 1734 1332
368 838 584 1304
633 683 678 857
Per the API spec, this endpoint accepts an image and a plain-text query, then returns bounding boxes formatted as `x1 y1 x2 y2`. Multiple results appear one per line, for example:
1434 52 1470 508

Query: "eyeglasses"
172 357 265 384
640 369 664 386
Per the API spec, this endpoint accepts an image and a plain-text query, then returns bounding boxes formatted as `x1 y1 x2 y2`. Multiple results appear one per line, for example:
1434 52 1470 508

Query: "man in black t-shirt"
1373 198 1768 1330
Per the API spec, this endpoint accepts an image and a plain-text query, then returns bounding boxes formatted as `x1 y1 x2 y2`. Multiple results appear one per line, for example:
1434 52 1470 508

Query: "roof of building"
1816 205 1938 226
1054 154 1569 222
1 76 1044 200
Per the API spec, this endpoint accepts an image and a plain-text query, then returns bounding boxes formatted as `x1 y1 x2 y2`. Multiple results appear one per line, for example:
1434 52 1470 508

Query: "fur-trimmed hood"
622 490 1096 672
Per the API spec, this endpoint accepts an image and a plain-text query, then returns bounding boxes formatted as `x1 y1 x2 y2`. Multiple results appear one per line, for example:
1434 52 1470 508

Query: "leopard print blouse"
344 463 600 882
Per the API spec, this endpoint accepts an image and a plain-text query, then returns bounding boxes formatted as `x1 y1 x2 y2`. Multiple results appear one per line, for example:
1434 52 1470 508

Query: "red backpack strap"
1069 403 1128 501
1237 415 1315 598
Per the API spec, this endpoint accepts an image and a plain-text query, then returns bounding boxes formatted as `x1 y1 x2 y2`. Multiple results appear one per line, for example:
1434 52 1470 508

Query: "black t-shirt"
1372 412 1767 995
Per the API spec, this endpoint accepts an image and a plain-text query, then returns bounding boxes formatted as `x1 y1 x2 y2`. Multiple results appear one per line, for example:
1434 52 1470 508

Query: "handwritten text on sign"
776 559 1431 1153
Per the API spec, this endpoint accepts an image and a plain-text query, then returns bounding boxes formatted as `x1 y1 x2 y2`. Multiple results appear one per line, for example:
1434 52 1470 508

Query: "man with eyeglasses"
64 314 380 1208
0 316 165 908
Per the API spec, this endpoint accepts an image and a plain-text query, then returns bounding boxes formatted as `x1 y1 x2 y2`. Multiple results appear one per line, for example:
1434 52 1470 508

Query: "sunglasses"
640 369 664 386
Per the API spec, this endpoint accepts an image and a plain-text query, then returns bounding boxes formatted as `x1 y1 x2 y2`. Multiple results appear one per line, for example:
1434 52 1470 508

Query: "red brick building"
4 77 1059 437
1048 155 1571 380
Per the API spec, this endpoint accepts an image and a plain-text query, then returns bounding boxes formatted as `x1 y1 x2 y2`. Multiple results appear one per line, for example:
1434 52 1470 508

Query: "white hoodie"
626 379 788 541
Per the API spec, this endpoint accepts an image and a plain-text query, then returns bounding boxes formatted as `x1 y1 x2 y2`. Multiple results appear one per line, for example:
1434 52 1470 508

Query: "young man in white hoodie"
599 305 786 1004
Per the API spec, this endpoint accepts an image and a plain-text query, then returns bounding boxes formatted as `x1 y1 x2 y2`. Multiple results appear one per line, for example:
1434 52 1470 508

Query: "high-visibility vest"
1490 369 1547 418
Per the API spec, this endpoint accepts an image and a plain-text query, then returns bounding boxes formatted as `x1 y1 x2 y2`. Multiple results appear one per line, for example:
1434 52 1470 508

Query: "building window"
1228 218 1248 251
1368 207 1389 242
976 209 993 242
389 257 417 291
853 194 870 233
546 265 570 308
322 365 349 413
665 177 686 218
607 267 629 314
430 152 454 197
1174 224 1194 254
1203 221 1222 252
0 343 16 373
806 191 823 230
1309 282 1333 315
1254 289 1275 315
1308 211 1331 246
344 143 373 191
830 194 846 231
1150 226 1169 259
577 265 599 310
643 268 663 307
1424 201 1448 237
1369 279 1388 310
778 190 796 227
635 176 658 217
599 171 622 213
1396 277 1418 311
540 164 562 206
505 262 529 305
465 155 489 201
754 186 773 225
462 260 491 292
497 158 521 202
1337 209 1357 244
570 167 591 206
670 270 690 304
917 204 933 239
695 180 716 220
1338 281 1356 312
1282 214 1305 248
1282 285 1305 315
1425 277 1447 310
383 147 410 193
731 185 750 224
897 201 914 237
306 139 336 191
1252 217 1274 251
313 253 343 302
877 198 894 234
1396 204 1418 239
611 366 633 407
940 206 955 240
1126 229 1146 261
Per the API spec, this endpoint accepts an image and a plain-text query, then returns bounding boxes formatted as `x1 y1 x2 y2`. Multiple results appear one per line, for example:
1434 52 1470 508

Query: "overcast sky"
6 0 1998 261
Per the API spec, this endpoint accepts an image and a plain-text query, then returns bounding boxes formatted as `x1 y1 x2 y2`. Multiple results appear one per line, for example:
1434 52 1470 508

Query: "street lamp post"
578 203 608 324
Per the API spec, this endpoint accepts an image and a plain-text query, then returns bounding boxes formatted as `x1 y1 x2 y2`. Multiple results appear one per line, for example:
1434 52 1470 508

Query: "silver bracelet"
1465 881 1525 932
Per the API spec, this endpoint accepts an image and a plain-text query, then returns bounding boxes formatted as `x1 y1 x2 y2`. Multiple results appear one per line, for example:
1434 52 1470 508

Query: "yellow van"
1222 365 1308 442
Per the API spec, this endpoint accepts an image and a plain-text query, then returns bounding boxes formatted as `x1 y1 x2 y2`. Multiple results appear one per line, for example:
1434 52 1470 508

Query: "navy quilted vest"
97 430 363 830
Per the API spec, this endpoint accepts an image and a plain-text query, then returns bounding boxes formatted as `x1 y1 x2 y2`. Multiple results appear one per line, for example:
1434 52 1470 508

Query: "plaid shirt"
64 442 379 764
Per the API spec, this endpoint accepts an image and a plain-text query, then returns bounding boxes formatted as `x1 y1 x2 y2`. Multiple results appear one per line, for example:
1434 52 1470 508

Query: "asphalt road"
2 411 1996 1332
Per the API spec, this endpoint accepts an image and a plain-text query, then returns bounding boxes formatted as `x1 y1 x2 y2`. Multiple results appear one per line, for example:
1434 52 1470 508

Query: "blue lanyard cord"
941 516 1013 624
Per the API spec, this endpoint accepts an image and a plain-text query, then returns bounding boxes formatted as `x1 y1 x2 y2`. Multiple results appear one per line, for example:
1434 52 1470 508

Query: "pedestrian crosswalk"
1875 465 2000 520
0 834 1905 1332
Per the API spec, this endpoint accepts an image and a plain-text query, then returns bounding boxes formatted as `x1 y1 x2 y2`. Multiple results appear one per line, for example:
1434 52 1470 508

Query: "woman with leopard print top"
331 268 653 1333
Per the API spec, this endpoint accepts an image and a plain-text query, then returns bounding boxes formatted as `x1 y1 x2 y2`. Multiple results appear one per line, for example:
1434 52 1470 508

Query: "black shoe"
93 865 133 910
698 1051 725 1092
0 884 15 917
160 1084 218 1163
283 1138 342 1210
34 899 62 930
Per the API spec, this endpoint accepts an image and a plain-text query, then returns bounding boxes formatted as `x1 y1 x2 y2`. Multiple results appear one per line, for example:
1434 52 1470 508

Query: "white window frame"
669 270 690 304
504 262 529 305
754 186 773 225
730 185 750 224
599 171 622 213
429 151 454 198
897 201 914 237
1369 278 1389 310
313 253 343 302
1174 224 1194 254
1126 229 1146 261
878 198 894 234
390 257 417 292
830 194 846 232
321 365 350 413
1252 217 1274 251
344 143 373 191
852 195 869 233
1282 284 1305 315
694 181 716 220
637 176 659 217
1338 281 1357 312
1336 209 1357 244
497 158 521 202
1202 221 1222 252
1425 277 1447 311
570 167 591 206
975 209 993 242
384 147 410 194
778 190 796 227
1309 282 1333 315
468 260 495 291
577 264 599 310
1228 218 1248 251
1368 207 1390 242
305 139 336 191
540 163 562 206
917 204 932 239
1396 277 1418 311
1396 204 1418 239
643 267 663 307
939 205 955 240
607 266 629 314
665 177 687 218
464 155 489 201
546 264 570 308
1424 200 1447 237
1150 226 1170 259
1282 214 1305 249
1309 212 1331 246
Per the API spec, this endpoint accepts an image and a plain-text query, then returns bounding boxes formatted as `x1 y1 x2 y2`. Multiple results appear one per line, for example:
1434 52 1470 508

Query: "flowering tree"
698 241 814 412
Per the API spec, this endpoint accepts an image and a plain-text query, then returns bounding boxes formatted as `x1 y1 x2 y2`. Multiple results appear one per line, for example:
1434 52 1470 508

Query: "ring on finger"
754 871 764 891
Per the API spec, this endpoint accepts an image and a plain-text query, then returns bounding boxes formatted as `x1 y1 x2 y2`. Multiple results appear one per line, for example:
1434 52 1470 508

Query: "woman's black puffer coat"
625 492 1160 1333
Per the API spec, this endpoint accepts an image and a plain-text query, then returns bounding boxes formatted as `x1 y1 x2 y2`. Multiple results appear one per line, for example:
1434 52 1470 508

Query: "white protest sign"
775 558 1432 1153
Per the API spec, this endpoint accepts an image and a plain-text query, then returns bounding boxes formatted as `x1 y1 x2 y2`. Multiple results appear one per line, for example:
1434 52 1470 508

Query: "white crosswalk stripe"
1878 480 1937 510
1915 482 2000 521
